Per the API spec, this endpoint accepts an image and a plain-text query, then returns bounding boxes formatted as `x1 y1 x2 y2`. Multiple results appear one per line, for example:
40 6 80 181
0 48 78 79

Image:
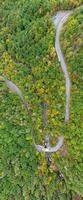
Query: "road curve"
53 11 72 123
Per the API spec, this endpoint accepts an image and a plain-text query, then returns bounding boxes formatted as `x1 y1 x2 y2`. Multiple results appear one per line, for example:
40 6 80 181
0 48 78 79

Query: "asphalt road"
53 11 72 123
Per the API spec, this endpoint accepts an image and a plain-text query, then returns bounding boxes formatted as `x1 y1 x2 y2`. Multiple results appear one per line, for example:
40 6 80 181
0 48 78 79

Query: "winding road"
53 11 72 123
3 11 73 154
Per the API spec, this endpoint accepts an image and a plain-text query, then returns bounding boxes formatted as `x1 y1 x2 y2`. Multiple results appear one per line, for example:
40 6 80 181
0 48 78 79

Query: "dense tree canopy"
0 1 83 199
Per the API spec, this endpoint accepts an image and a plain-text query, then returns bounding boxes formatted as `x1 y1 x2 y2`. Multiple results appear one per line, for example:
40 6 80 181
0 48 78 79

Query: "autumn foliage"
0 0 83 199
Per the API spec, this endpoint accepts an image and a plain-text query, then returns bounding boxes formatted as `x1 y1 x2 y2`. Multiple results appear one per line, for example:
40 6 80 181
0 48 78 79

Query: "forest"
0 0 83 199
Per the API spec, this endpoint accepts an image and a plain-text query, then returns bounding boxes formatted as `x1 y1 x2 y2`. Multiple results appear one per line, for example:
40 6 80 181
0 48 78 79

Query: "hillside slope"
0 1 83 199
